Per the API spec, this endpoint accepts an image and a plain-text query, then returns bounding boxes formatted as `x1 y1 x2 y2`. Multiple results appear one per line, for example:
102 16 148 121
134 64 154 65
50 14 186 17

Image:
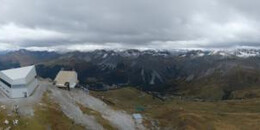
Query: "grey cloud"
0 0 260 51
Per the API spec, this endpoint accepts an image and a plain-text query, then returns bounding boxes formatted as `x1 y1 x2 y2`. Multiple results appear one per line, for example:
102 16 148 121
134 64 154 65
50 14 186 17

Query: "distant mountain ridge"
2 49 260 100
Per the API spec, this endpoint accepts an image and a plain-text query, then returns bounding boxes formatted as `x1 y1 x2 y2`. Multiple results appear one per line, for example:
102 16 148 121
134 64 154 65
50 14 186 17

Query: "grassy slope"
91 87 260 130
0 91 85 130
181 67 260 100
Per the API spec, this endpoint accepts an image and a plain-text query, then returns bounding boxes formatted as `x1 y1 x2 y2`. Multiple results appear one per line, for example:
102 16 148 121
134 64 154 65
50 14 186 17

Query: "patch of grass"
77 103 115 130
91 87 164 113
0 107 23 130
231 88 260 99
0 92 85 130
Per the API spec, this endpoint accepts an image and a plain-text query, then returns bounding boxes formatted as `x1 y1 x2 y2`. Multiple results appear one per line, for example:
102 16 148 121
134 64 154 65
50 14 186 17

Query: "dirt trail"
49 86 104 130
49 87 142 130
67 89 139 130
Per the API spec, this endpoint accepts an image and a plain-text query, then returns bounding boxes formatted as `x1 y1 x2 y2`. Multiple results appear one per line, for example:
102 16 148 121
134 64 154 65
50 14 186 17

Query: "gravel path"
67 89 139 130
49 86 104 130
49 87 142 130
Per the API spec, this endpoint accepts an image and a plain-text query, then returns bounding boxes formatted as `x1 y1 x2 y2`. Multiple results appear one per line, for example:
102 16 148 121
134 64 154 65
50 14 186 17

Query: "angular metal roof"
1 65 35 80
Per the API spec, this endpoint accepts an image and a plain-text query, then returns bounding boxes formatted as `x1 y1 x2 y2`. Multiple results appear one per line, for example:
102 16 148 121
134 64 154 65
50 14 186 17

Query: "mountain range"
1 49 260 100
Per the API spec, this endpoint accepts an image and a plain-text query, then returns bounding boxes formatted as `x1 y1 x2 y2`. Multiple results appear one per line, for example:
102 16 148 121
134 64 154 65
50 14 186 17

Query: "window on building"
0 78 11 88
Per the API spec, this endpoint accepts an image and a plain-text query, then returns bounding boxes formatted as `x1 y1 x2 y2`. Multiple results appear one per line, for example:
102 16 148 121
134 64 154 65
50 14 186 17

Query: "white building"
54 70 78 89
132 113 143 124
0 65 38 98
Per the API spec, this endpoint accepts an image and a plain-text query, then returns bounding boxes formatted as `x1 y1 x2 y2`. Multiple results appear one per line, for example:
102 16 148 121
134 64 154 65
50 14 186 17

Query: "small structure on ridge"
54 70 78 90
132 113 143 124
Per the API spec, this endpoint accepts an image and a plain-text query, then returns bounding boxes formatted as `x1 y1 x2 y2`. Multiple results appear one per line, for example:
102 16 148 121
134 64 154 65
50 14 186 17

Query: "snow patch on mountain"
177 49 260 58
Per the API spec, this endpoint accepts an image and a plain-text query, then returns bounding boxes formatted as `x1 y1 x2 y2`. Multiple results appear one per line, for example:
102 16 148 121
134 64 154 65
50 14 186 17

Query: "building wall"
10 86 28 98
10 78 37 98
56 82 76 88
69 73 78 88
0 80 11 97
27 78 38 96
25 67 37 83
69 80 77 88
56 79 77 88
26 66 38 96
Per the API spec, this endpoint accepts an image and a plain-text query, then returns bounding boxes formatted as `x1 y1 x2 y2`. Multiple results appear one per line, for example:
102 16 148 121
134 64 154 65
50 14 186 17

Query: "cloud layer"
0 0 260 51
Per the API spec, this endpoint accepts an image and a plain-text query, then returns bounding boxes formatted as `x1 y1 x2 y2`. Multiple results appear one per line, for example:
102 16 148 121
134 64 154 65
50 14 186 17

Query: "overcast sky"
0 0 260 51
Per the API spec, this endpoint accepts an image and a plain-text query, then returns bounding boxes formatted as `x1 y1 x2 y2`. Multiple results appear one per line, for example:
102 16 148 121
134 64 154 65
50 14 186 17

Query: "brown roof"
54 71 78 87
